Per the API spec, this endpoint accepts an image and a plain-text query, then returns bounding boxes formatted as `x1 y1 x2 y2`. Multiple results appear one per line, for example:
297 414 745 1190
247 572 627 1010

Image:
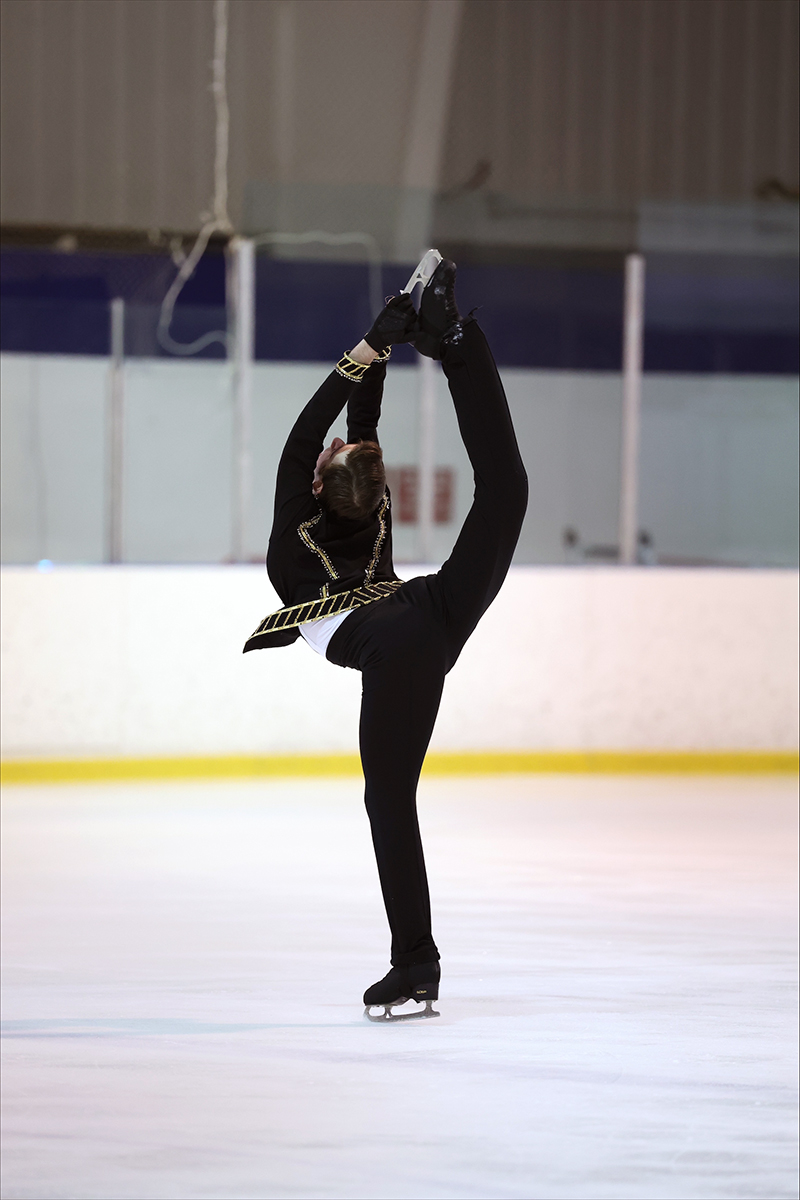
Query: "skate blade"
401 249 442 295
364 999 440 1023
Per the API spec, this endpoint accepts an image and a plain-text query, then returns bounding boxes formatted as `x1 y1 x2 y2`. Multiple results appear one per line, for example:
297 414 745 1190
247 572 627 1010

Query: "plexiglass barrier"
1 256 797 568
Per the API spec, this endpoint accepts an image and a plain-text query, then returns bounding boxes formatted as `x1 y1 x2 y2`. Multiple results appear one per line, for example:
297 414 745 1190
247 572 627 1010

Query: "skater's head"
313 438 385 520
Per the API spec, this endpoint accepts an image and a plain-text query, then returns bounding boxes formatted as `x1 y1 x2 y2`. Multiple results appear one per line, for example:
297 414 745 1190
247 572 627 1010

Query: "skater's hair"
319 440 386 521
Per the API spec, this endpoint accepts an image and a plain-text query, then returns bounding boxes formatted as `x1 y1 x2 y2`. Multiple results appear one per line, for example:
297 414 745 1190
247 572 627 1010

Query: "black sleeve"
346 359 387 445
271 368 357 537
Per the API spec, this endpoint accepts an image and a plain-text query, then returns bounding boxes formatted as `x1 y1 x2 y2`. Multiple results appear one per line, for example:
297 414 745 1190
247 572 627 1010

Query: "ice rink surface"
1 774 798 1200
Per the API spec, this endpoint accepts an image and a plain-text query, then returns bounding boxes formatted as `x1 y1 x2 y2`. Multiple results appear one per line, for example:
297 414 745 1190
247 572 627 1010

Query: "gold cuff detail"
336 353 369 381
335 347 391 380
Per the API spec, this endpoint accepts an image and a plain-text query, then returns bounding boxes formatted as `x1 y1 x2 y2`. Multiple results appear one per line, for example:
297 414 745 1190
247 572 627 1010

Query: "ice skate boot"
363 961 441 1023
413 258 463 360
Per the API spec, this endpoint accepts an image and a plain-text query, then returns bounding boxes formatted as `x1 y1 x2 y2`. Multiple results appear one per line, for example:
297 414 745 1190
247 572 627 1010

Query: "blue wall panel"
2 247 797 373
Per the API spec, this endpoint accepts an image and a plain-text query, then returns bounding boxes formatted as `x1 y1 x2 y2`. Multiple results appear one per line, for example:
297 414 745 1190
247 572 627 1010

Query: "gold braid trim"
297 512 338 580
247 580 404 638
335 346 391 381
363 492 390 585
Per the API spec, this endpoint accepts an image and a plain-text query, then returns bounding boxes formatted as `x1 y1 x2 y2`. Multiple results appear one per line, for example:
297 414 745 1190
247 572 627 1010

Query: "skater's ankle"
390 957 440 972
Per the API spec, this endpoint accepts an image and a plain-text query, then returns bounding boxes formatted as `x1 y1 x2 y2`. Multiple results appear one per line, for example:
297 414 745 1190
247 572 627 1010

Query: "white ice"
1 774 797 1200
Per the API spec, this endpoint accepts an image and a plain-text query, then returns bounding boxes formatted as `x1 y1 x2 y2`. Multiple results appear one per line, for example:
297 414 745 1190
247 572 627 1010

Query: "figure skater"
244 258 528 1020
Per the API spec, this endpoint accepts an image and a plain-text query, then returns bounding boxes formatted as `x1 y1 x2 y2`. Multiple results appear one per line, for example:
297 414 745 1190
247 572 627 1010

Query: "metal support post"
107 297 125 564
417 354 437 562
619 253 646 565
231 237 255 563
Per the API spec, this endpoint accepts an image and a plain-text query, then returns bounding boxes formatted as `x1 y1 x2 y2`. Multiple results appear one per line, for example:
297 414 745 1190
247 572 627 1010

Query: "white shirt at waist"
298 608 355 657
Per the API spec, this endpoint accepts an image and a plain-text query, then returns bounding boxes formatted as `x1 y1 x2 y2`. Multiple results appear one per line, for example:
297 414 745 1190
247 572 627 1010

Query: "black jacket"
250 358 399 650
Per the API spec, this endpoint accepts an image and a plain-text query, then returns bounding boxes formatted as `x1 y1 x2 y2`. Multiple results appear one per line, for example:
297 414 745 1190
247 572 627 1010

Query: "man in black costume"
245 260 528 1020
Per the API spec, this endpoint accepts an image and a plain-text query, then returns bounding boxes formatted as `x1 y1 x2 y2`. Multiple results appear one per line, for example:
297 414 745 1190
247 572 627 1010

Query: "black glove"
364 294 418 353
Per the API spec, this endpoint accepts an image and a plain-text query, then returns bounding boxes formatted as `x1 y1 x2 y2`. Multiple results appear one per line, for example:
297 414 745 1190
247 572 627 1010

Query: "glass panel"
1 251 796 567
638 254 799 567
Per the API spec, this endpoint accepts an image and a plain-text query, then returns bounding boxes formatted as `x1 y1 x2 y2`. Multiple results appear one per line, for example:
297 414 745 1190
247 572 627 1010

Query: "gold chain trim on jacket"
363 492 390 585
247 580 404 638
298 490 390 586
335 346 391 381
297 512 339 580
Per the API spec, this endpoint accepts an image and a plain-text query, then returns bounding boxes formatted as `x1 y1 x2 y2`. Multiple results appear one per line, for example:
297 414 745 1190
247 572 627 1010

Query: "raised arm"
347 350 386 444
270 360 362 535
346 294 417 443
270 296 417 534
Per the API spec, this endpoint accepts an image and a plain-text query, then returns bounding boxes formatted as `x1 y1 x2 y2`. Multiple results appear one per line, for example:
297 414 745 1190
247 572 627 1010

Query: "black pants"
327 322 528 966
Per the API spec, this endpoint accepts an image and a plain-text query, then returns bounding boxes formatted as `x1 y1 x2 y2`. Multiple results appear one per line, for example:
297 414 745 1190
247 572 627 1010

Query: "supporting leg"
357 605 447 967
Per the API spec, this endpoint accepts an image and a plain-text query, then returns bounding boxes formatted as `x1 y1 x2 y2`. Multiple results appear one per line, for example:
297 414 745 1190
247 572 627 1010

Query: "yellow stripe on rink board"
1 751 797 785
0 755 363 785
422 751 799 775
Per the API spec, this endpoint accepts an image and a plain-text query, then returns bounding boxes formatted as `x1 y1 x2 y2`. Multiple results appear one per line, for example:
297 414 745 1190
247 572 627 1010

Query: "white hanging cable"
158 0 384 357
157 0 233 355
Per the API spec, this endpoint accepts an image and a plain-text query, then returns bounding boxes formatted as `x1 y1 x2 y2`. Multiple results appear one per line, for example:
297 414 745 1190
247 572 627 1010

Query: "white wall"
1 566 797 759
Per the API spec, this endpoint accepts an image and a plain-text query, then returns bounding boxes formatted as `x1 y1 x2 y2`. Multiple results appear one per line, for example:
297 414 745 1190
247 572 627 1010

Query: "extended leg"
436 319 529 658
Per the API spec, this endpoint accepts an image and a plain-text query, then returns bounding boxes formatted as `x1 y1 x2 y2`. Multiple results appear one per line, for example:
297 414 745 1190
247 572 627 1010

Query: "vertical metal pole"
619 253 645 565
107 297 125 564
417 354 437 562
231 237 255 563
